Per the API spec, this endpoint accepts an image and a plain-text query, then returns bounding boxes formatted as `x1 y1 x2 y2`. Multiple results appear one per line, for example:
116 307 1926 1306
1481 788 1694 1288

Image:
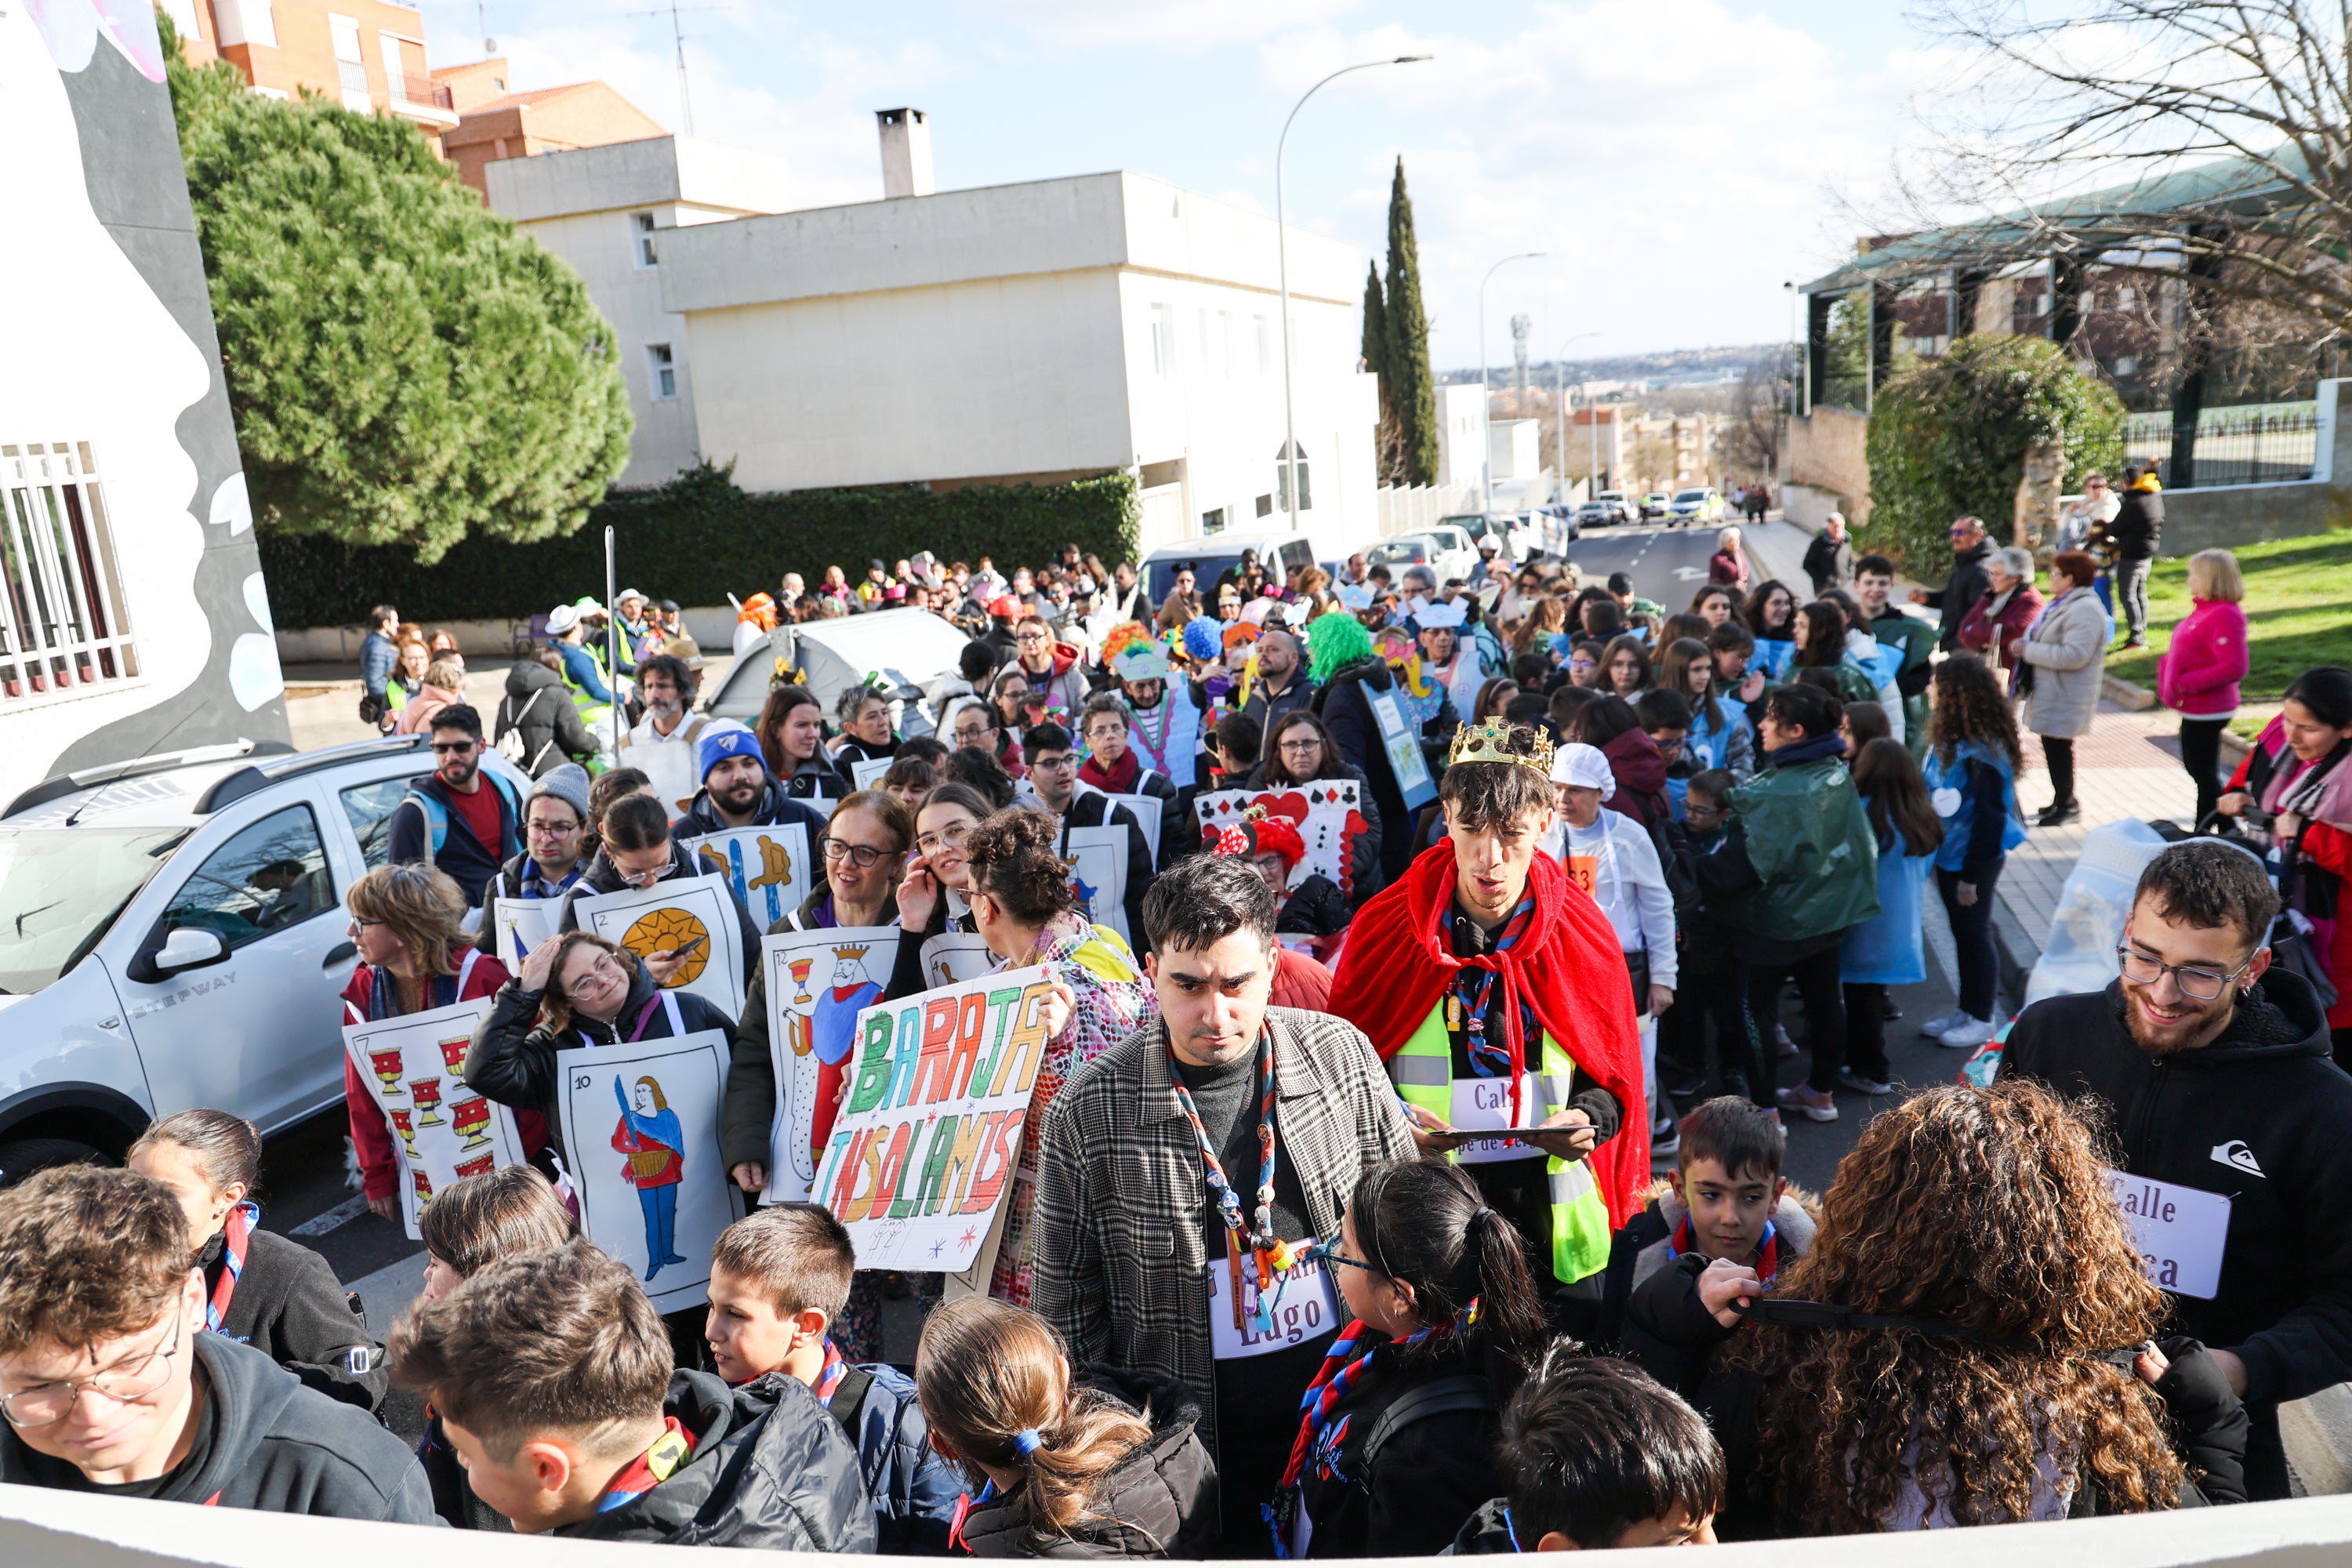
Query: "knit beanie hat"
697 719 763 786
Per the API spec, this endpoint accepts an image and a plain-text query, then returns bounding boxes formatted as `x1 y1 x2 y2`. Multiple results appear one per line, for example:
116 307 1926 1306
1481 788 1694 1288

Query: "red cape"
1327 840 1649 1227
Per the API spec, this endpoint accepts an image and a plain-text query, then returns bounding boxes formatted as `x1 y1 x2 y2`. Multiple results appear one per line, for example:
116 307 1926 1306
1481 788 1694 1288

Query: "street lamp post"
1276 53 1432 518
1479 252 1545 514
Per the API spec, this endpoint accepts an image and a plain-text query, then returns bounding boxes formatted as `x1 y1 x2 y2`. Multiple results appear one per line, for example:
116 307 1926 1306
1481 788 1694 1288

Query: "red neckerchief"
596 1415 694 1513
204 1202 257 1332
813 1338 848 1406
1081 749 1142 794
1668 1214 1780 1286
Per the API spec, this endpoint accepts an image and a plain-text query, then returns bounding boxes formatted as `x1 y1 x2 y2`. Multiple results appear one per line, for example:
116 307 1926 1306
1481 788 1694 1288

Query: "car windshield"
1145 554 1245 607
1367 539 1432 564
1674 489 1708 503
0 826 187 993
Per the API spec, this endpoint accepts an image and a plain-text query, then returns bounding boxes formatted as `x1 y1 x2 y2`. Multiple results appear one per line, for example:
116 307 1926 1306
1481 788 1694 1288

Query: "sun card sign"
760 926 901 1205
2107 1168 2230 1300
343 999 529 1241
1195 780 1370 898
814 965 1054 1273
573 873 746 1020
556 1029 744 1313
851 755 895 791
683 825 811 931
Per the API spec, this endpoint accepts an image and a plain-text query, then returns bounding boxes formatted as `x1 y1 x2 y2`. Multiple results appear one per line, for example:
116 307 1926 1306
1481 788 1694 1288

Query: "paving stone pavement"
1998 700 2199 947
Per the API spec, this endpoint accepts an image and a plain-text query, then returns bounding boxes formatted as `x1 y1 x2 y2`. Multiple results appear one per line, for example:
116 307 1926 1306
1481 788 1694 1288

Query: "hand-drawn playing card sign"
343 999 529 1240
760 926 902 1204
573 873 746 1020
1193 780 1369 901
683 826 811 931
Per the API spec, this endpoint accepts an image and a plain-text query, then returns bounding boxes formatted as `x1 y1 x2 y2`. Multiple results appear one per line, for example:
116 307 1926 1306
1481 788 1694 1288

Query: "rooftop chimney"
877 107 934 199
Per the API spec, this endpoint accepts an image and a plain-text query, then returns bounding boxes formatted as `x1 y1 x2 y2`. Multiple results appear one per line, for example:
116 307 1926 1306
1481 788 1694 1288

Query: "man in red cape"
1330 720 1646 1337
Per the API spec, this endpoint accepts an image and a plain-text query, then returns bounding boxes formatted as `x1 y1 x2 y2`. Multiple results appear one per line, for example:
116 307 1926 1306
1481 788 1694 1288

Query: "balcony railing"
389 78 456 113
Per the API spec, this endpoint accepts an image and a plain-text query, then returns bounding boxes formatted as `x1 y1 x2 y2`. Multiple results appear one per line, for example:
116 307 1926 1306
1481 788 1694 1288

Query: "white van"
1139 531 1323 610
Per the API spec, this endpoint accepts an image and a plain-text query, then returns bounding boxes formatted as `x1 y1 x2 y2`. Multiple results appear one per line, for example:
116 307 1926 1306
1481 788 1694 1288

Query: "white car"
1668 487 1726 524
0 735 532 1182
1367 525 1479 588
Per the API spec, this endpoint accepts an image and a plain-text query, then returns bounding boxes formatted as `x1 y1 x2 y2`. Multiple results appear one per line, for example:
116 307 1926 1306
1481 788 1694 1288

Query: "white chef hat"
1550 741 1616 800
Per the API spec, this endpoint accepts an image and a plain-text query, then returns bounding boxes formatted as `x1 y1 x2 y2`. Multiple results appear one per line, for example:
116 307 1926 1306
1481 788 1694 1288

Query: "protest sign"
1192 779 1370 900
573 873 746 1019
1062 825 1128 943
812 965 1054 1273
2107 1168 2230 1299
759 926 901 1204
556 1029 742 1313
491 898 557 971
343 999 528 1240
920 931 996 989
683 825 811 931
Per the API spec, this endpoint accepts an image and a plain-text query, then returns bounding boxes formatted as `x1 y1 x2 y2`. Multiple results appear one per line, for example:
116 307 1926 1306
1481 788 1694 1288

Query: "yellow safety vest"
1388 1004 1613 1286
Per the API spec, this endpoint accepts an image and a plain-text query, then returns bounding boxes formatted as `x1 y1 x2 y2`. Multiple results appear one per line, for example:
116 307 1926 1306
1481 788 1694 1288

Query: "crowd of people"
8 508 2347 1559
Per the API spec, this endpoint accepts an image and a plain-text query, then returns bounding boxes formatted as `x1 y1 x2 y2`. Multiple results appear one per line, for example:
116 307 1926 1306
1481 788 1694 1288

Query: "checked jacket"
1029 1006 1416 1416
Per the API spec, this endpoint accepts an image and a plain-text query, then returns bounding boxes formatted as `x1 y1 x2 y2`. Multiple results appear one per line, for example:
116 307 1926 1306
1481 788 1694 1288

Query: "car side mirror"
152 927 227 975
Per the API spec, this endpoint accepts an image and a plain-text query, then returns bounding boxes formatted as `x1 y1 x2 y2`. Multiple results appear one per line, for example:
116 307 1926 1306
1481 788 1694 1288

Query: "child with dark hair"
1837 739 1944 1094
1211 712 1262 786
1269 1159 1552 1558
1635 688 1696 819
1654 770 1750 1108
705 1207 962 1550
1450 1344 1724 1552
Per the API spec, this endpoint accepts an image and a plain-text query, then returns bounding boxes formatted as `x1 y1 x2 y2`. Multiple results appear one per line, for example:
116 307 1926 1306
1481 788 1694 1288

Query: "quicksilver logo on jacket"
2212 1140 2265 1178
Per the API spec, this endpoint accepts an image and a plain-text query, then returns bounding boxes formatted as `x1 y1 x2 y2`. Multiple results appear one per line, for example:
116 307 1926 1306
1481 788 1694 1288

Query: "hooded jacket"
1593 1181 1817 1352
1446 1497 1522 1554
554 1368 877 1551
2106 482 2165 561
771 1359 962 1552
465 954 739 1171
198 1224 389 1413
952 1367 1218 1559
1599 727 1670 829
1292 1335 1505 1560
0 1333 434 1522
2001 972 2352 1410
556 839 764 995
674 777 829 843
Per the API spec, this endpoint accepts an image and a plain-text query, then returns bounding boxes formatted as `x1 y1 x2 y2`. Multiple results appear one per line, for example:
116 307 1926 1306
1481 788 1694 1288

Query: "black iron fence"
2124 405 2319 488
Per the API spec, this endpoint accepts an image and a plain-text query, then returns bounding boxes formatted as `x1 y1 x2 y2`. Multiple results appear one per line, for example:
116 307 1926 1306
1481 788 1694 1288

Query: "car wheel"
0 1137 111 1189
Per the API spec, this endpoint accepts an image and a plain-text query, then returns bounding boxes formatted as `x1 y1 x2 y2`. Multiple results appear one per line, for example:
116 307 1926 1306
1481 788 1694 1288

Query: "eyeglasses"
2115 944 2257 1001
821 837 894 869
1318 1238 1385 1279
528 818 581 837
1015 631 1050 644
1278 739 1320 756
347 916 387 935
953 725 994 745
563 954 627 1003
915 822 972 855
431 740 477 755
2 1312 186 1428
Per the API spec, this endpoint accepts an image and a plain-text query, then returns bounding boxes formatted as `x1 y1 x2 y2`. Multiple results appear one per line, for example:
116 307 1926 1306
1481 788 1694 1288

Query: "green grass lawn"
2103 532 2352 719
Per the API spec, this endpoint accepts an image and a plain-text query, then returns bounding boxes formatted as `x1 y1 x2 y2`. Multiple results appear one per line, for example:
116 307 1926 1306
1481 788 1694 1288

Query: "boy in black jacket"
390 1240 876 1549
0 1167 432 1523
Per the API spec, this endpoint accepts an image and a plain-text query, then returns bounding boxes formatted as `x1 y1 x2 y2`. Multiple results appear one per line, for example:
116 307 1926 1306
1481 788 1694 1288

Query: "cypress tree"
1361 261 1392 466
1382 158 1440 486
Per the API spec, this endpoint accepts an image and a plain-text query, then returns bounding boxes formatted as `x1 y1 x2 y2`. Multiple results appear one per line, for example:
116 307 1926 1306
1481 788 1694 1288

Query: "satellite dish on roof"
485 36 497 51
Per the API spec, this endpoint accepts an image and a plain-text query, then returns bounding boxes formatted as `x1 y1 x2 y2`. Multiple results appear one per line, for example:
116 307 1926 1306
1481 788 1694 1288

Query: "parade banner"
491 898 558 971
920 931 997 989
573 873 746 1020
1062 824 1129 944
1193 779 1370 898
682 825 811 931
343 999 528 1241
759 926 902 1205
813 965 1054 1273
556 1029 742 1313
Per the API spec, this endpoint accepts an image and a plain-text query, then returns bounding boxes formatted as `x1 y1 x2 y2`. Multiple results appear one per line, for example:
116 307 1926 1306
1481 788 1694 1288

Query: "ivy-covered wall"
260 463 1141 627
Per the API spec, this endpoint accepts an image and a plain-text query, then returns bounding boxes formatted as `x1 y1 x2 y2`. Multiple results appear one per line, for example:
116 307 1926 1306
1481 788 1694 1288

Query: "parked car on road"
1668 486 1726 524
0 735 532 1185
1577 491 1637 528
1640 492 1671 521
1368 527 1479 586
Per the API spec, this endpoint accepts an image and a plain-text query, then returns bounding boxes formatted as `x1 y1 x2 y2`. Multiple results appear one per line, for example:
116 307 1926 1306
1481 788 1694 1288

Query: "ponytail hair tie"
1013 1428 1044 1457
1471 1206 1497 1225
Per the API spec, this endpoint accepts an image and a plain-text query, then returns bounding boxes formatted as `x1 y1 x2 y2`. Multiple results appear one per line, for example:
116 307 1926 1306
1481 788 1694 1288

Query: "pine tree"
1382 158 1440 486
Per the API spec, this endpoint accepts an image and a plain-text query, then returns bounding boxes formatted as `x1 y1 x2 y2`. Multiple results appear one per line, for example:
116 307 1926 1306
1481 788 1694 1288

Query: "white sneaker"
1916 1007 1966 1039
1936 1014 1996 1050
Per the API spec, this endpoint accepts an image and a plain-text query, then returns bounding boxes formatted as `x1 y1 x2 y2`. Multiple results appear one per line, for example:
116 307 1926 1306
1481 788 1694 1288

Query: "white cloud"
961 0 1364 51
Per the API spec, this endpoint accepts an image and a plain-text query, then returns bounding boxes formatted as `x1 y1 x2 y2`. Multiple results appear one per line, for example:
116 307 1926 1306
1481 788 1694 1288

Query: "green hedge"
259 462 1141 627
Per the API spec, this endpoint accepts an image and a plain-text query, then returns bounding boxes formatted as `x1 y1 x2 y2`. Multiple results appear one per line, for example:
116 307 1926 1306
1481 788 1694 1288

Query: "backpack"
1360 1374 1493 1468
495 687 552 771
400 771 524 867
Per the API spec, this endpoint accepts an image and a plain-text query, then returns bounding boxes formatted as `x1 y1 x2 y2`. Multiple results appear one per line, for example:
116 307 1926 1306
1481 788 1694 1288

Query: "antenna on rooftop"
477 0 494 53
629 0 717 135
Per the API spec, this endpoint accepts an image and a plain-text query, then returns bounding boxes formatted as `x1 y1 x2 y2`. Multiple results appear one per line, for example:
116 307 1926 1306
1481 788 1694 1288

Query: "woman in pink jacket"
2156 548 2250 824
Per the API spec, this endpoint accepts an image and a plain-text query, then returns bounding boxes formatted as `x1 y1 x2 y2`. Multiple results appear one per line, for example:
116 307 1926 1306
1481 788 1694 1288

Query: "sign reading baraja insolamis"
813 964 1054 1273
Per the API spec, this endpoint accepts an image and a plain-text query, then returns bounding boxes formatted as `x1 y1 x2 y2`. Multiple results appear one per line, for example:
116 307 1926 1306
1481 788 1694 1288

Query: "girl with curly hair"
1625 1080 2247 1537
1920 653 2029 1049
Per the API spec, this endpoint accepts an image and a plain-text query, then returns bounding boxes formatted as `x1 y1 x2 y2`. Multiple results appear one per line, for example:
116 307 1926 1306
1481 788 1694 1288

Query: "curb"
2103 673 2158 711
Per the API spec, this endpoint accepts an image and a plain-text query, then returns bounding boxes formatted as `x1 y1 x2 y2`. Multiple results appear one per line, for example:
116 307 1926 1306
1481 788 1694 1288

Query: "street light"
1553 330 1600 507
1479 252 1545 514
1276 53 1433 517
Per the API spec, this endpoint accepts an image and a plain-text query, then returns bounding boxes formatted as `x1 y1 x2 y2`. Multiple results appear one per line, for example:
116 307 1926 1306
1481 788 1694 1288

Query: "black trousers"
1938 859 2005 1020
2042 735 2075 811
1842 983 1889 1083
1744 946 1846 1094
2180 717 2230 826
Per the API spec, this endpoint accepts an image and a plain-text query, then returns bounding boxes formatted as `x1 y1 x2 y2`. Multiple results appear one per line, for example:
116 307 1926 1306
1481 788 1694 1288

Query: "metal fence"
2123 404 2320 488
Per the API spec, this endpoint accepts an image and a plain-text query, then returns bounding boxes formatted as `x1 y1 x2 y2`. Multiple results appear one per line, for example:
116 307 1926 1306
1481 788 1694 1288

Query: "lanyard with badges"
1167 1028 1311 1329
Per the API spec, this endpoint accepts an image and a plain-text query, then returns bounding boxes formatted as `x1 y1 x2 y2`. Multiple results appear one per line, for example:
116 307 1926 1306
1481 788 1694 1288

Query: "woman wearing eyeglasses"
553 793 763 996
881 782 996 1001
339 862 520 1221
1254 711 1384 905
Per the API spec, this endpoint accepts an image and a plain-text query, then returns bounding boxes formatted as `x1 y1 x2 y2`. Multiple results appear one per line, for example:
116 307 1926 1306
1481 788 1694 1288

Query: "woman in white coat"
2008 548 2110 827
1548 742 1679 1151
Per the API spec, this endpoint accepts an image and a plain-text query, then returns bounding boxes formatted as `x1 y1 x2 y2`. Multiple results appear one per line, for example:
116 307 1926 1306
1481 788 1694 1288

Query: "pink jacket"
2156 598 2248 715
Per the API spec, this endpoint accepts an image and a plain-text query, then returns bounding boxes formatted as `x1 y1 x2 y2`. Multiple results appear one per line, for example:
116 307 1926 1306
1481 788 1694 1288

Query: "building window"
1255 493 1273 517
0 442 138 703
1255 315 1271 376
631 212 659 269
646 344 677 401
379 32 405 103
1218 311 1235 378
1276 440 1312 512
215 0 277 49
328 14 370 113
1151 303 1175 379
2113 354 2140 377
1201 508 1225 534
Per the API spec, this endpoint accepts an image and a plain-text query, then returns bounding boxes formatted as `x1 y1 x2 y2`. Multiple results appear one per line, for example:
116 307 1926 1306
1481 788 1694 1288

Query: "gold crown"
1446 717 1555 776
833 943 871 961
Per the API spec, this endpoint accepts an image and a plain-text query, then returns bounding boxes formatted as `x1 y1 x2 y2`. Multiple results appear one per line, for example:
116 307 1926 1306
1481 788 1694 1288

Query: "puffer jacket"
775 1360 962 1552
2158 598 2249 717
952 1367 1218 1559
2019 586 2108 739
494 657 600 776
554 1369 877 1551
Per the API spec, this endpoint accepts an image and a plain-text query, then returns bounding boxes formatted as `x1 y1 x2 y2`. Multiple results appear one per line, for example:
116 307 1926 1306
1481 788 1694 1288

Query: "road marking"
288 1193 370 1237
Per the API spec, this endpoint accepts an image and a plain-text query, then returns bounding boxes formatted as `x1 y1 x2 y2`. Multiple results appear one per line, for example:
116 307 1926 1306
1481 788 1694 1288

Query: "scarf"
204 1203 259 1332
596 1415 695 1512
1080 749 1142 794
1327 842 1647 1226
1454 896 1539 1086
1668 1214 1780 1285
812 1338 849 1406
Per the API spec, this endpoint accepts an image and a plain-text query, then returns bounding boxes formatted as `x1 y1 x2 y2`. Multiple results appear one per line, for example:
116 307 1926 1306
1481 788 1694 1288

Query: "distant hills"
1441 343 1783 387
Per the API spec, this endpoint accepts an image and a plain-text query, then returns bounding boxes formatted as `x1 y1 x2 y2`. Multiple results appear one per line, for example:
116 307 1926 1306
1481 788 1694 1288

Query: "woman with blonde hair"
2157 547 2250 824
916 1297 1215 1556
339 862 514 1219
1627 1080 2246 1536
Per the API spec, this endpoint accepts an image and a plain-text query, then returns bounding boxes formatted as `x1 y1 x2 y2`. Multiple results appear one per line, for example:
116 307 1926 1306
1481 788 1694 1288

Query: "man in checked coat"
1029 855 1414 1554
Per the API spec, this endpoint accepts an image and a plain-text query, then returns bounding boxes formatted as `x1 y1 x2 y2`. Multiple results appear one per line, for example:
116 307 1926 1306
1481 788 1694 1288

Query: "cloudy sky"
419 0 1949 371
